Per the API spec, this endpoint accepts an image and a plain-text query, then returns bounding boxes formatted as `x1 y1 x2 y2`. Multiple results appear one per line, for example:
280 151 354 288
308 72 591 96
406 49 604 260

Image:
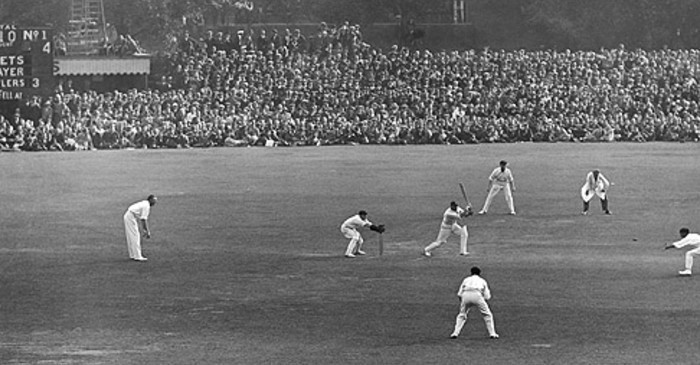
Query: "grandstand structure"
200 0 471 26
198 0 475 50
54 0 150 92
66 0 105 56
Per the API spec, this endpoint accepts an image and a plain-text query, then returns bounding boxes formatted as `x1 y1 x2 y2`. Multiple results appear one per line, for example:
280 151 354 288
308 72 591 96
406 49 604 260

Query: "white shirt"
341 215 372 230
441 207 464 228
489 167 514 187
457 275 492 300
127 200 151 220
583 171 610 193
672 233 700 249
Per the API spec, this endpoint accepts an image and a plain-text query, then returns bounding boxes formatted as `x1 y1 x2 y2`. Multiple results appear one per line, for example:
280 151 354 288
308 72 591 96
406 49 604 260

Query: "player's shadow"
37 257 145 270
295 253 350 262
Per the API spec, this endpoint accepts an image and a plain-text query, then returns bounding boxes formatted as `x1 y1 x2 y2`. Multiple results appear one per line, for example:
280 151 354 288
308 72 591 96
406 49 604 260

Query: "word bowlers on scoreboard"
0 25 54 102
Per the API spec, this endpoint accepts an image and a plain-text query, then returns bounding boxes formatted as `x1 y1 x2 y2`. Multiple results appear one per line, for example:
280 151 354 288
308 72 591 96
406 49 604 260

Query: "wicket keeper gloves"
370 224 386 233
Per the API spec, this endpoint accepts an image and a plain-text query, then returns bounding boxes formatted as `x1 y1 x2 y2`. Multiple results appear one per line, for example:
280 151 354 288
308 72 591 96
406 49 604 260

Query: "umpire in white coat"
580 169 611 215
124 195 157 261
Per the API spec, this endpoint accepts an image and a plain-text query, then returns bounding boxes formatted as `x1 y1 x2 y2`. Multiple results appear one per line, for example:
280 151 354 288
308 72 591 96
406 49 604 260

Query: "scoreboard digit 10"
0 25 55 102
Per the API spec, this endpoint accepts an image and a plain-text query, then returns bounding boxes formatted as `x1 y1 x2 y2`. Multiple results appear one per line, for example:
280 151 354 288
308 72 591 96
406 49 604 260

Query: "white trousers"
481 184 515 214
685 247 700 271
425 223 468 255
124 212 144 259
341 227 364 255
452 291 497 337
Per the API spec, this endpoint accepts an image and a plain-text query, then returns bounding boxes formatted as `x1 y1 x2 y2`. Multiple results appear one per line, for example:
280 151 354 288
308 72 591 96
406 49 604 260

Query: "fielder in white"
580 169 612 215
664 228 700 276
478 160 516 215
340 210 384 258
450 266 499 339
124 195 157 261
424 201 471 257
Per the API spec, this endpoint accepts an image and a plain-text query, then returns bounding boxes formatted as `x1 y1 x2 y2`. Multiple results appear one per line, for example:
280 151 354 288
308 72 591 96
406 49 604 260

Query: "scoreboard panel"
0 25 54 102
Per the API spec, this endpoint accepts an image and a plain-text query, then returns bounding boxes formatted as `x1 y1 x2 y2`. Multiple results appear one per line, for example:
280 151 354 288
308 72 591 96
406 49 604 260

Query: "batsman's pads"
370 224 386 233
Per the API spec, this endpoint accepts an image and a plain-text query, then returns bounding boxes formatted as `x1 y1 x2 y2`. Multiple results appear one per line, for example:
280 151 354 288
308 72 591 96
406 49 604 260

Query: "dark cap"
499 160 507 165
358 210 368 216
470 266 481 275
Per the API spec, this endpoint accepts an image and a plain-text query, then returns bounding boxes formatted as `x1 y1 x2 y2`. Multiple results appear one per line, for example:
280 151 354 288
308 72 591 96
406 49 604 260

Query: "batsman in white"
123 195 157 262
478 160 516 215
424 201 471 257
664 228 700 276
340 210 384 258
580 169 612 215
450 266 499 339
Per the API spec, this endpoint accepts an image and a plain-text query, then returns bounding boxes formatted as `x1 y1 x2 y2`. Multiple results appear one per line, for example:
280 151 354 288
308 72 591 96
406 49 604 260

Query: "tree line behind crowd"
4 0 700 50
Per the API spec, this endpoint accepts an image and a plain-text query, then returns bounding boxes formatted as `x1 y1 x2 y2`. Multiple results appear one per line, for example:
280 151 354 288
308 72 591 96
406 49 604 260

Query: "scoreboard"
0 25 54 102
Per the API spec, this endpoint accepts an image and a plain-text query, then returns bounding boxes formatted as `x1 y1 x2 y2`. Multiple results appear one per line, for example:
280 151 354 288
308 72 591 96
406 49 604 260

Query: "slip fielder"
580 169 612 215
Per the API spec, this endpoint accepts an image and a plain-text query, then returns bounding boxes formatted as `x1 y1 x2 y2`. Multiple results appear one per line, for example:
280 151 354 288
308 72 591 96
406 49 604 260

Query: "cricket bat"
378 233 384 256
459 182 471 207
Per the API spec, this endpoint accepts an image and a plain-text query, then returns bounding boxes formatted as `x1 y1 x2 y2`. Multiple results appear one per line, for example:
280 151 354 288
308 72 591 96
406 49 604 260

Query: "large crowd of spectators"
3 23 700 151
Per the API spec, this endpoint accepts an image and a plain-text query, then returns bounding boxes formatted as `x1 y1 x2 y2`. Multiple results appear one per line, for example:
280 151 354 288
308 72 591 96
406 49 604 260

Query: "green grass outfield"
1 143 700 364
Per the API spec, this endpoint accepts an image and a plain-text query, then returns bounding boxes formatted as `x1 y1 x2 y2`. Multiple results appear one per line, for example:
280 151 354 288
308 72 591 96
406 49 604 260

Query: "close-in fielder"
450 266 499 339
580 169 612 215
424 201 471 257
664 228 700 276
478 160 516 215
340 210 384 258
124 195 157 261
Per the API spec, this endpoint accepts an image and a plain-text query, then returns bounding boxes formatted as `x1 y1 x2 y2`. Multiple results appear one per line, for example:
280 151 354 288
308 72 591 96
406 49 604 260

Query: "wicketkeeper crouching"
340 210 385 258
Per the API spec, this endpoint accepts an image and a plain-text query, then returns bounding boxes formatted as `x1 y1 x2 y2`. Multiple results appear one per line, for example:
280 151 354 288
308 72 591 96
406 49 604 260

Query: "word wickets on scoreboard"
0 25 54 101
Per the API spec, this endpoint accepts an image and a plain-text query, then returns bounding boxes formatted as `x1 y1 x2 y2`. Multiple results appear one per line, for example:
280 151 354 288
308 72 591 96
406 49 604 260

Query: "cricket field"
1 142 699 364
